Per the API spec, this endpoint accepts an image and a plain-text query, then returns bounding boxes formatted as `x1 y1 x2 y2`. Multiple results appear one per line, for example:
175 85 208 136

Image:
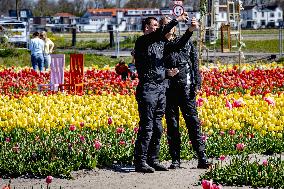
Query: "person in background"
128 49 137 80
0 25 8 45
29 32 44 73
161 16 211 169
115 59 129 81
40 31 54 71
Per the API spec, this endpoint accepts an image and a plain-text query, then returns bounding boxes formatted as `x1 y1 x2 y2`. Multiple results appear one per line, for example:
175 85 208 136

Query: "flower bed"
0 65 283 187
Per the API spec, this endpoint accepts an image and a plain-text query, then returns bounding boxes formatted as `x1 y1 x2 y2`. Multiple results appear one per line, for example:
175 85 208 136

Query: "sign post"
172 1 184 35
173 5 184 17
279 21 284 57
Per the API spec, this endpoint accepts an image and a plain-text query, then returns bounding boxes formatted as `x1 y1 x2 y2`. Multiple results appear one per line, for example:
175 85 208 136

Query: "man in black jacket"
161 17 211 169
133 15 188 173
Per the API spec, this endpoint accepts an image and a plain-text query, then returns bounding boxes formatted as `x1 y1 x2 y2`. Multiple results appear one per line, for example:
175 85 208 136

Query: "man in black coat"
162 17 211 169
133 14 188 173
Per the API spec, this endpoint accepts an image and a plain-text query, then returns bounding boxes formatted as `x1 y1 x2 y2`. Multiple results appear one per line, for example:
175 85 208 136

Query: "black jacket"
134 19 179 84
164 31 201 90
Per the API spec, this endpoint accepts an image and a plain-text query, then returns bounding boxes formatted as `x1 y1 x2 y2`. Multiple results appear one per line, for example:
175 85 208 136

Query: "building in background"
241 4 283 29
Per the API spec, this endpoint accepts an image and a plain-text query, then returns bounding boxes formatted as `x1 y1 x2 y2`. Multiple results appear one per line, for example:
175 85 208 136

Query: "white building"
241 5 283 29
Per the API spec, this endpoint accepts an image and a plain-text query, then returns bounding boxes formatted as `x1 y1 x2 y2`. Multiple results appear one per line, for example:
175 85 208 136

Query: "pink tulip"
219 155 226 161
79 135 85 142
46 175 53 184
229 129 235 136
225 99 232 110
202 135 208 142
12 143 20 153
108 117 113 125
262 160 268 166
119 140 126 145
263 97 275 106
5 137 11 143
133 127 139 134
94 140 102 150
116 127 125 134
236 143 245 151
213 184 223 189
201 179 213 189
233 98 245 108
197 98 207 107
219 131 225 136
69 124 76 131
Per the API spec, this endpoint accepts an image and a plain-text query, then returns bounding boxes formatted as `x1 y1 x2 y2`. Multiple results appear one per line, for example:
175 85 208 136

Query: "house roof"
54 12 75 17
87 8 127 17
86 8 161 17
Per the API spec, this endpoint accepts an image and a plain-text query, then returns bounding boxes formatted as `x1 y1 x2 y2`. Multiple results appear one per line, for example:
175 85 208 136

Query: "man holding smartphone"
133 14 189 173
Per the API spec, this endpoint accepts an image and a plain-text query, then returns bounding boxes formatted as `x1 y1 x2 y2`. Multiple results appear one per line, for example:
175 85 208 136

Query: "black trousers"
165 81 205 162
134 81 167 165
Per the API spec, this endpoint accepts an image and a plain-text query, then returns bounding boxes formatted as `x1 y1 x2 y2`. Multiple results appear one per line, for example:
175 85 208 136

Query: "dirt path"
1 158 256 189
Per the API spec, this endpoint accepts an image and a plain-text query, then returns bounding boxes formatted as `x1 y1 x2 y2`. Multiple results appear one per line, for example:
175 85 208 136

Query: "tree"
32 0 56 16
73 0 86 16
124 0 162 8
0 0 15 15
56 0 74 14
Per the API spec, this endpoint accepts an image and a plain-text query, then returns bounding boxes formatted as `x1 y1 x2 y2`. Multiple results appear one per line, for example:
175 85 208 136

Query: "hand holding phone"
187 17 199 31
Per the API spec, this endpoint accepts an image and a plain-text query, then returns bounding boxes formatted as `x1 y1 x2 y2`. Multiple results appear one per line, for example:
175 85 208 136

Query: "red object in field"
59 54 84 94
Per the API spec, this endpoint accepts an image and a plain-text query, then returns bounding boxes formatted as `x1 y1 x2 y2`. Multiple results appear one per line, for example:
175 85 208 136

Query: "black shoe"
135 163 155 173
169 160 181 169
148 162 169 171
197 160 212 169
197 151 212 169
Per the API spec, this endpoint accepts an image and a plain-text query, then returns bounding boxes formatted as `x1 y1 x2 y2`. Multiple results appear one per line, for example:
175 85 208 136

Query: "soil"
2 156 274 189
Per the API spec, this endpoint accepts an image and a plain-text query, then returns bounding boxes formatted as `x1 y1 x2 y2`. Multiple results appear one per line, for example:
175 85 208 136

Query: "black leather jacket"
134 19 179 84
164 32 201 90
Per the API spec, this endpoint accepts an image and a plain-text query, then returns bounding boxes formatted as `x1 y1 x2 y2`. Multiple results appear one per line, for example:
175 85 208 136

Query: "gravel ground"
2 154 281 189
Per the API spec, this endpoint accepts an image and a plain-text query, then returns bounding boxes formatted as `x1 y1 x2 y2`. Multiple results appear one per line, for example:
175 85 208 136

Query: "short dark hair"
142 17 157 32
32 32 40 37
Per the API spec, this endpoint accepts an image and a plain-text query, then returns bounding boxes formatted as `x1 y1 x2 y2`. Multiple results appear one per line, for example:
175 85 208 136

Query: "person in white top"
40 31 54 71
29 32 45 72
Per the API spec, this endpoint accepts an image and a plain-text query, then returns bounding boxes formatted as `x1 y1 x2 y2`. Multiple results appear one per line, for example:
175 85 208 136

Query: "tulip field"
0 62 284 188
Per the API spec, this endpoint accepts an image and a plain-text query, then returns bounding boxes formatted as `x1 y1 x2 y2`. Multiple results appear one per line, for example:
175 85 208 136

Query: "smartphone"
185 12 195 25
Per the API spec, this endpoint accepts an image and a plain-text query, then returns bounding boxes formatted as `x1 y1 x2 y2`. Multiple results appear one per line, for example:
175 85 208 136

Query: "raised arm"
165 17 199 53
149 14 189 39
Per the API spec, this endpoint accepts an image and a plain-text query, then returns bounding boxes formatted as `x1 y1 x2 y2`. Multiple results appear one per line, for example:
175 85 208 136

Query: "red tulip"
201 179 213 189
119 140 126 145
213 184 223 189
46 175 53 184
229 129 235 136
69 124 76 131
116 127 125 134
263 97 275 106
219 155 226 161
108 117 113 125
233 98 245 108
